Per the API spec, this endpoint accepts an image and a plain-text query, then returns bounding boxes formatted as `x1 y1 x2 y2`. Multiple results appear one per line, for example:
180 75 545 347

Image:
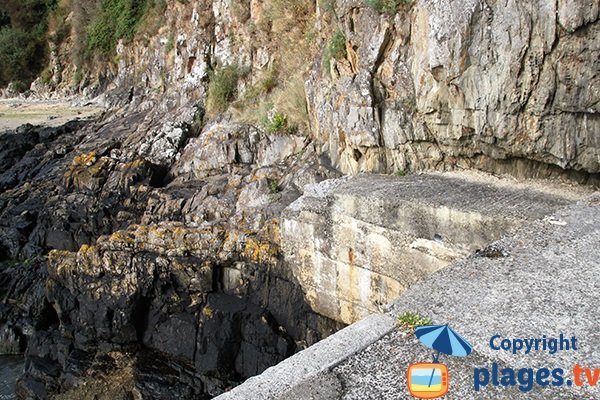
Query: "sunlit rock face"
0 0 598 398
306 0 600 176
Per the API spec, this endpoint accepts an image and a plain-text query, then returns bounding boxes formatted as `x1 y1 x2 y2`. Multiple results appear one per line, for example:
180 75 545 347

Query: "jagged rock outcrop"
20 223 296 398
0 104 342 398
0 259 50 356
306 0 599 177
29 0 600 178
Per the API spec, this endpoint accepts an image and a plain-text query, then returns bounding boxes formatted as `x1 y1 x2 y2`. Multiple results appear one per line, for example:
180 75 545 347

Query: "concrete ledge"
281 172 589 324
215 314 397 400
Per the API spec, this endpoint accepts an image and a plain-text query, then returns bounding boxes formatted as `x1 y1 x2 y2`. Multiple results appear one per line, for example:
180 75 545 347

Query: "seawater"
0 356 23 400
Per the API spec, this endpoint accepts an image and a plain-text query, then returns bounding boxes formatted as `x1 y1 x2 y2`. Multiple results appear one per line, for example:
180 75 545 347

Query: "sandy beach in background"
0 99 104 132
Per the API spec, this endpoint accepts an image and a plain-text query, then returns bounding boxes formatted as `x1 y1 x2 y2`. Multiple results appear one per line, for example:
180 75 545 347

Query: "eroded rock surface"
307 0 600 177
0 112 342 398
0 0 598 398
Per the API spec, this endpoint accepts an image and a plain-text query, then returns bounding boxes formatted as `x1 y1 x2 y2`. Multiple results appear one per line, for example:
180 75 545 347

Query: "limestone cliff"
33 0 600 179
308 0 599 177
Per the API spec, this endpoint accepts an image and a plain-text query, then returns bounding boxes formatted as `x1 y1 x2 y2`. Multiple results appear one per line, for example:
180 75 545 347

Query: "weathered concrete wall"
281 173 587 324
217 195 600 400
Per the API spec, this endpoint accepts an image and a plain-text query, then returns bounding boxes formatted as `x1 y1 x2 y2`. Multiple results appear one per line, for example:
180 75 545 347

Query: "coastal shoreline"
0 99 104 133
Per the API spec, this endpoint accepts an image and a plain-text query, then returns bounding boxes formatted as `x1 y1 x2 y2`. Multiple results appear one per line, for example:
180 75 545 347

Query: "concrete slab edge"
214 313 397 400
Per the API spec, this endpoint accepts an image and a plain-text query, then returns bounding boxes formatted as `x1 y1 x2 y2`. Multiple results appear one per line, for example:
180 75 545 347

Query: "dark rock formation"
0 259 50 356
0 111 342 399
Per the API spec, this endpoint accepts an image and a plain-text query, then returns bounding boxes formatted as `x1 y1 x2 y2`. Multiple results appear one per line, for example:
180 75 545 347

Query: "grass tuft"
323 29 346 74
206 65 240 115
398 311 432 329
262 110 298 134
363 0 413 15
267 178 282 194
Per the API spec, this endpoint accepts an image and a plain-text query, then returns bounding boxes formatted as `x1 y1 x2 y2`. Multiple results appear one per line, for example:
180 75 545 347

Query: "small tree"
0 27 39 87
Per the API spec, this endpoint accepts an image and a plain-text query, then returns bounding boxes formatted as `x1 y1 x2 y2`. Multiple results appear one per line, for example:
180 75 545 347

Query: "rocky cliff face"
38 0 599 179
0 0 598 398
307 0 599 177
0 114 342 398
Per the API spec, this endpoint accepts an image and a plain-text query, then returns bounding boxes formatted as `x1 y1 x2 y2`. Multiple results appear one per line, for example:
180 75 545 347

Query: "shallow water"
0 356 22 400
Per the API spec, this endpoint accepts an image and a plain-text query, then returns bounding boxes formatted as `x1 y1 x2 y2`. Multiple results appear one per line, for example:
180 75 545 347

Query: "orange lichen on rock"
72 151 97 166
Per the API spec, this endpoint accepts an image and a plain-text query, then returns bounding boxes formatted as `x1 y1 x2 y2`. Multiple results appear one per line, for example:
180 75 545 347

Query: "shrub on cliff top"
86 0 149 56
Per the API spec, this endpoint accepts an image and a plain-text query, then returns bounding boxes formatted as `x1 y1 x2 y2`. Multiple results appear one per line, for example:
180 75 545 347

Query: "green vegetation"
0 0 169 89
364 0 412 15
266 112 287 133
304 29 316 45
261 65 279 94
395 169 406 177
71 0 167 67
263 111 298 134
164 32 174 52
234 65 278 110
323 29 346 73
0 0 57 89
40 67 53 84
206 65 241 115
86 0 149 56
0 28 41 89
136 0 166 37
398 311 432 329
227 0 313 133
73 70 83 85
320 0 336 13
267 178 282 194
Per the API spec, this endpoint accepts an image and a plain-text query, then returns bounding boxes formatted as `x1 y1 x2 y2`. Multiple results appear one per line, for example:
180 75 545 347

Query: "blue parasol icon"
415 324 473 387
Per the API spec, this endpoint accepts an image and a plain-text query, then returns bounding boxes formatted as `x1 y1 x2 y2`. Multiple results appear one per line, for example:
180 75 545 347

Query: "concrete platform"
217 174 599 399
281 172 591 324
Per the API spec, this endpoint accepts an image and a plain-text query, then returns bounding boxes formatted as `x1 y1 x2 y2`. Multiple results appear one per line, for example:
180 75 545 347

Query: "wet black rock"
0 259 50 356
